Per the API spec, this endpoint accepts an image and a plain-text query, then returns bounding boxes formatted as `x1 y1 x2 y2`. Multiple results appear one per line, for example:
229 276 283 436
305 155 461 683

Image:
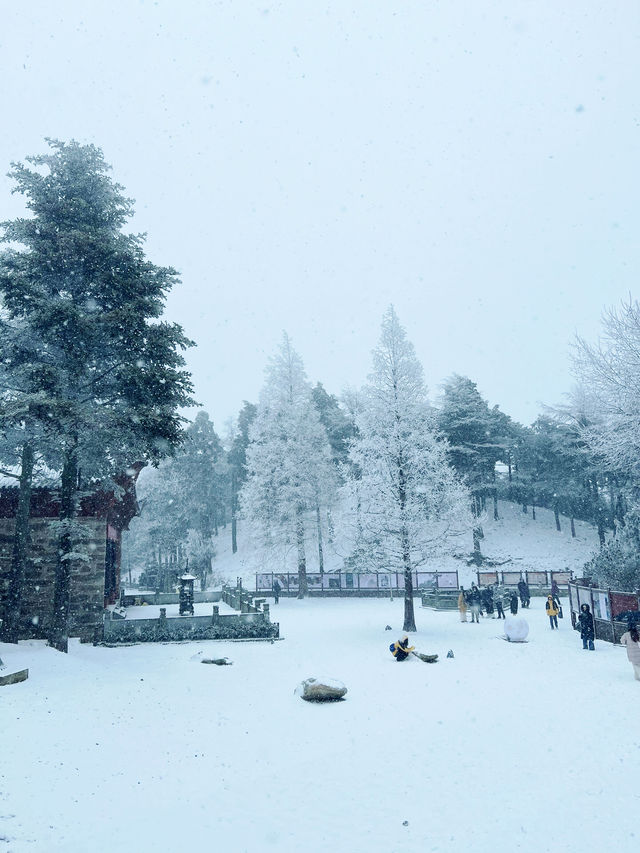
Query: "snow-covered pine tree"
342 307 470 632
436 374 513 560
0 140 194 650
126 411 228 590
227 401 257 554
240 334 336 598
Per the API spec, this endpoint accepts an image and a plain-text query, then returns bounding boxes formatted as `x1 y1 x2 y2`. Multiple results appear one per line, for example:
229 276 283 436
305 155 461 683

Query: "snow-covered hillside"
189 500 600 592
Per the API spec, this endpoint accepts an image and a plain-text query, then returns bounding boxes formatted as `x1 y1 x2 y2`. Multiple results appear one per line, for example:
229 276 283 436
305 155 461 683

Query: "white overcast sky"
2 2 639 428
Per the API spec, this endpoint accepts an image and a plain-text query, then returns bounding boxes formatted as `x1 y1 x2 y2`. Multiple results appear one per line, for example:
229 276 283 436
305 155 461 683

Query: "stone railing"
100 590 278 645
119 590 222 607
221 583 269 614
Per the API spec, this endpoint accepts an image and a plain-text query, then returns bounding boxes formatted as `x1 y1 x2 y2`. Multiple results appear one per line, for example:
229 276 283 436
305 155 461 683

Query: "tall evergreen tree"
0 140 195 650
343 308 470 632
228 401 257 554
436 375 513 561
240 334 336 597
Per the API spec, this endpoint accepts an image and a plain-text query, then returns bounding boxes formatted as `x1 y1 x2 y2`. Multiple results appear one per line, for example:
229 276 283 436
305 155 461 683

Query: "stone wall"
0 517 107 642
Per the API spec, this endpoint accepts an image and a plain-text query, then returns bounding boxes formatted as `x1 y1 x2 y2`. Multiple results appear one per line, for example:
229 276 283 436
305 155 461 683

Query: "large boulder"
295 677 347 702
504 615 529 642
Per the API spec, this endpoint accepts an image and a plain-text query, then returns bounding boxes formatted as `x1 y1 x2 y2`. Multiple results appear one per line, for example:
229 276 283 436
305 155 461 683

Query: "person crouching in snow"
546 594 559 629
390 635 415 661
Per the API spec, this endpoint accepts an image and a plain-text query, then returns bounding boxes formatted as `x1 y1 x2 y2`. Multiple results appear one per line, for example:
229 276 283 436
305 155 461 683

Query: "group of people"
457 581 526 623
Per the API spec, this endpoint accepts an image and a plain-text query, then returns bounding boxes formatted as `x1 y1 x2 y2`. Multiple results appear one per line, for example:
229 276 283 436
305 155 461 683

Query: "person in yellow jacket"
545 594 559 629
390 634 415 661
458 588 468 623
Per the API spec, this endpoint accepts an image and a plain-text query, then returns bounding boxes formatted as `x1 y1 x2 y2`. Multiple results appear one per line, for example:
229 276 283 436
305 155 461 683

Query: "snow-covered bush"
584 506 640 591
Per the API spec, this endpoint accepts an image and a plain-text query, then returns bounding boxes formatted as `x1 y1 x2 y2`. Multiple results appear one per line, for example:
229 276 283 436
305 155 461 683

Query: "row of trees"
120 296 640 626
0 140 194 650
5 140 639 649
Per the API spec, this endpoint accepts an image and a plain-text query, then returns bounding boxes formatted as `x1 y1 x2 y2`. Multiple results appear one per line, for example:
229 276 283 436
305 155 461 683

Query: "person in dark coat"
390 634 415 661
272 579 281 604
551 579 561 603
482 586 494 617
509 593 519 615
578 603 595 650
517 579 530 608
494 584 506 619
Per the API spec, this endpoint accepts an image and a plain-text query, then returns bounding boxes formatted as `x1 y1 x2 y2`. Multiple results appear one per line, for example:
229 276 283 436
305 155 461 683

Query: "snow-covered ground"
2 595 637 853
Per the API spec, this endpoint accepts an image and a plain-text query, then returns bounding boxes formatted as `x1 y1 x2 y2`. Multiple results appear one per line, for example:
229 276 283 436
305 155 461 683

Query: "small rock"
446 649 454 658
0 668 29 686
295 677 347 702
403 820 409 826
202 657 233 666
385 625 392 630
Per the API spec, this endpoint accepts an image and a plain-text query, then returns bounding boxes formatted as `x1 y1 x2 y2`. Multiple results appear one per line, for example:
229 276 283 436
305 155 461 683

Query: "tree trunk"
493 491 499 521
570 517 576 538
296 508 308 598
398 463 416 632
231 468 238 554
326 509 334 546
532 502 536 521
2 443 35 642
315 502 324 574
472 527 483 565
50 449 78 653
554 503 561 532
402 524 416 632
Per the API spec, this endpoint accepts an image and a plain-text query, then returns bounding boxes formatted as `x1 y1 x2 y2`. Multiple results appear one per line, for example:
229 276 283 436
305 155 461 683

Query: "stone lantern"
179 571 197 616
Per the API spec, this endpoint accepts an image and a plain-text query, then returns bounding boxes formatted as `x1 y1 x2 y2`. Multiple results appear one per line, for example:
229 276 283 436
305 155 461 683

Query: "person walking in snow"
619 624 640 681
272 578 281 604
509 592 519 615
458 587 468 623
390 634 415 661
518 579 530 608
546 594 559 629
551 578 561 604
469 584 481 623
577 603 595 650
494 584 506 619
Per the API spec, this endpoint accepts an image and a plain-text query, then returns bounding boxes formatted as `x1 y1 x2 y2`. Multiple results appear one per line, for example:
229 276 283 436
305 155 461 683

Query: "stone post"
159 607 167 623
263 603 270 622
212 605 219 625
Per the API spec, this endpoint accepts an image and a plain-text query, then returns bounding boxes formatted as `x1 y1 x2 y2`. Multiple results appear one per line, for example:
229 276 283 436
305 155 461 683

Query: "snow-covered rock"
295 677 347 701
